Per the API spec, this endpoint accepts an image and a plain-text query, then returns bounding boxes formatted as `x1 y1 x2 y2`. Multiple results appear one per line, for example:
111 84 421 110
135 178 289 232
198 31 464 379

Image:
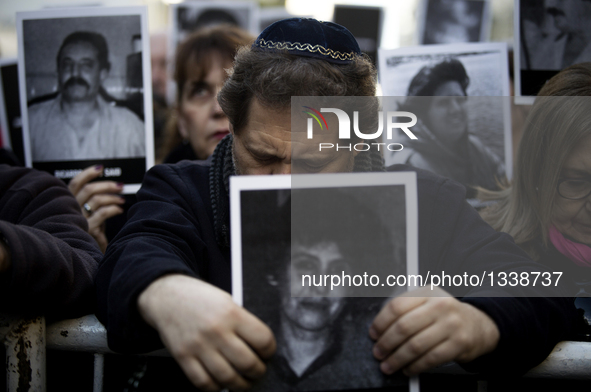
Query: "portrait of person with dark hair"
240 186 407 391
387 57 505 195
26 30 145 162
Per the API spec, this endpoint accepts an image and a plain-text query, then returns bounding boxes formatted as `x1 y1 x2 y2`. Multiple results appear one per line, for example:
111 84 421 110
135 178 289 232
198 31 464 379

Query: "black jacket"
0 164 102 318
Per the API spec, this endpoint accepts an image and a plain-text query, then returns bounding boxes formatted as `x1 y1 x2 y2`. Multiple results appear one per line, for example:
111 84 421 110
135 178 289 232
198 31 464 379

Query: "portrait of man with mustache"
27 31 145 162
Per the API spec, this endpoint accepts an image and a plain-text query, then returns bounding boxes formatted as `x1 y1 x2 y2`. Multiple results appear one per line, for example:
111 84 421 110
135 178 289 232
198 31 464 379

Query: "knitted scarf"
208 134 385 247
548 225 591 268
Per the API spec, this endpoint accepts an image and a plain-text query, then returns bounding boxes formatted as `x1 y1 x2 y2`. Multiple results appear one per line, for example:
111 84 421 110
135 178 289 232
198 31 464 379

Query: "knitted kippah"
252 17 361 64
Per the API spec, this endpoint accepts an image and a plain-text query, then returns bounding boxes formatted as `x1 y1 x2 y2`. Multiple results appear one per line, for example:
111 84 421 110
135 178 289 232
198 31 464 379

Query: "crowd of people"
0 13 590 392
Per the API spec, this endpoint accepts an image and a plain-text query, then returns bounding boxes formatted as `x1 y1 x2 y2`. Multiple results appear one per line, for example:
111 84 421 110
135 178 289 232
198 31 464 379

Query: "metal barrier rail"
3 314 591 391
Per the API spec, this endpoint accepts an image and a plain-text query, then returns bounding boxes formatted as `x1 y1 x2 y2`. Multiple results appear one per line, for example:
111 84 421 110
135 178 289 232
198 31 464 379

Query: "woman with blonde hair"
161 25 253 163
480 62 591 337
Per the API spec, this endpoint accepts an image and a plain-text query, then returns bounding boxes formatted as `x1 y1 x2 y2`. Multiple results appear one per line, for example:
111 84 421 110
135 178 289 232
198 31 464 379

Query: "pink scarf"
548 225 591 267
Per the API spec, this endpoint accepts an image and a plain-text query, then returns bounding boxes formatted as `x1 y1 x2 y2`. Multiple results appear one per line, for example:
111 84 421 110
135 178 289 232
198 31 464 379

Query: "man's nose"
71 63 82 77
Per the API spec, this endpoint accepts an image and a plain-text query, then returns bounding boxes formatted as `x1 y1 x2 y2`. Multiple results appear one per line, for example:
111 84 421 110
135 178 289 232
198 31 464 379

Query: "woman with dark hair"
479 62 591 338
389 57 505 194
161 25 253 163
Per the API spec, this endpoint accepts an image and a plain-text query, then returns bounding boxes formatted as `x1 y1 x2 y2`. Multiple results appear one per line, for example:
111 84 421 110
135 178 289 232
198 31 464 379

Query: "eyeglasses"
557 178 591 200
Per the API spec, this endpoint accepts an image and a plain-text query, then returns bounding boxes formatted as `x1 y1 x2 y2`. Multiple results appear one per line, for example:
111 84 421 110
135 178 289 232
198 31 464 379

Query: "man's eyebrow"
247 146 278 159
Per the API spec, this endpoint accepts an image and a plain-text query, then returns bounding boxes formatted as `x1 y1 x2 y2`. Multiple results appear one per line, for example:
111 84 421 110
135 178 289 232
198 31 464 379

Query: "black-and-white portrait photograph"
230 173 419 392
17 7 153 191
417 0 490 45
378 43 511 198
0 58 25 166
515 0 591 98
170 1 258 47
333 5 383 65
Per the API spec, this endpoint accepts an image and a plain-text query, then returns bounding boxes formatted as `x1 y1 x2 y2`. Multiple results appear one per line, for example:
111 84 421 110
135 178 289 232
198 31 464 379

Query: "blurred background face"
551 135 591 245
178 53 230 160
58 41 106 103
426 80 468 144
279 241 349 331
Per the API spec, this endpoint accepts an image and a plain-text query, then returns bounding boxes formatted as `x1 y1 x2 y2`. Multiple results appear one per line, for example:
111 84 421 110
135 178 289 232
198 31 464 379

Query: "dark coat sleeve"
399 165 575 375
95 162 228 353
0 166 102 318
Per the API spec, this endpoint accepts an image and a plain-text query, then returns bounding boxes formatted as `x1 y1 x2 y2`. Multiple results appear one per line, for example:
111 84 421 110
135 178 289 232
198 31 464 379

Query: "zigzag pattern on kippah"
254 38 356 61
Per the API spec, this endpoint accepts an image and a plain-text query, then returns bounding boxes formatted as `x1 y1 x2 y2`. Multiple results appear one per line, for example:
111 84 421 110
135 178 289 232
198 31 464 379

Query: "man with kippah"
96 18 573 391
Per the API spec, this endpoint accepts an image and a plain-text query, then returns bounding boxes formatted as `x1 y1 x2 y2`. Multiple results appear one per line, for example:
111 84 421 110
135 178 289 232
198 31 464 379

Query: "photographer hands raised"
138 274 276 391
68 165 125 253
370 286 500 376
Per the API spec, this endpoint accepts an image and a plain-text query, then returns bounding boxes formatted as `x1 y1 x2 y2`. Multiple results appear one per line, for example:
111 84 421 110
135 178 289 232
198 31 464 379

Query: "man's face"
58 41 107 103
546 0 591 34
278 241 349 331
426 80 468 144
232 98 359 175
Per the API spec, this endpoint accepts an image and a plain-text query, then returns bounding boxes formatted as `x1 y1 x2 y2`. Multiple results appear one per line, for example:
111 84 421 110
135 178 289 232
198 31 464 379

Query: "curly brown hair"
217 47 377 134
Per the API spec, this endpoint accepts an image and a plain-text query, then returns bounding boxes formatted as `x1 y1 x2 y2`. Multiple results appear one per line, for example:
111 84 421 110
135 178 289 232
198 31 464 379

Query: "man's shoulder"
28 97 58 117
106 103 143 124
142 159 212 197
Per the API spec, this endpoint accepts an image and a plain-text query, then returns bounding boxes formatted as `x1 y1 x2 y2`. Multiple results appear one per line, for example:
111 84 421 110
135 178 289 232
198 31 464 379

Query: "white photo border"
378 41 513 181
230 172 419 392
16 6 154 194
